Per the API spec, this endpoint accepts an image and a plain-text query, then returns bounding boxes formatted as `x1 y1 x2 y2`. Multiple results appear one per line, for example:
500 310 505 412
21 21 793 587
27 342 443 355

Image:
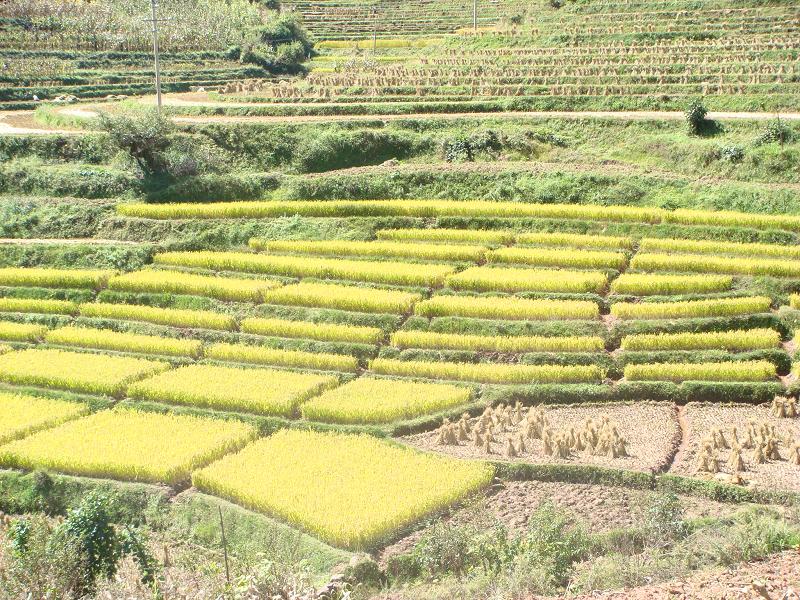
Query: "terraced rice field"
0 201 795 499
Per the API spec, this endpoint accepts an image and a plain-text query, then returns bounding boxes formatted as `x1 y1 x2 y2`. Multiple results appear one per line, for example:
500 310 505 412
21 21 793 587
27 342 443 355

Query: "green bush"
98 111 174 180
685 100 708 135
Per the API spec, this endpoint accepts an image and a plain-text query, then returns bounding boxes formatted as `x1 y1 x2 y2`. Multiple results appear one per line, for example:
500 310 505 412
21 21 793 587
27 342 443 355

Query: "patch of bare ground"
534 549 800 600
402 402 681 474
670 403 800 493
380 480 744 565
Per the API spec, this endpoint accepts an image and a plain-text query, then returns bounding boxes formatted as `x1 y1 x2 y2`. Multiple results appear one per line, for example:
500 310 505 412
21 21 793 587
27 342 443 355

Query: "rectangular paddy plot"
370 358 603 385
0 391 88 444
262 282 421 314
192 430 494 549
414 295 599 320
377 228 515 245
391 330 604 353
620 328 781 352
205 342 359 373
624 360 777 383
610 273 732 296
670 403 800 493
241 317 383 345
0 348 169 396
0 321 47 342
154 251 456 287
129 363 338 417
0 409 256 485
301 377 472 424
45 326 203 358
516 232 633 250
639 237 800 260
446 266 608 293
486 247 627 270
610 296 772 320
80 302 237 331
0 297 78 316
250 239 487 262
631 253 800 278
109 269 281 302
0 268 113 290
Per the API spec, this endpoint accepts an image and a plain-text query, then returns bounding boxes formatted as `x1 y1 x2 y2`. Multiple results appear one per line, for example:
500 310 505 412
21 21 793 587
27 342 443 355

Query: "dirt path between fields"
2 94 799 136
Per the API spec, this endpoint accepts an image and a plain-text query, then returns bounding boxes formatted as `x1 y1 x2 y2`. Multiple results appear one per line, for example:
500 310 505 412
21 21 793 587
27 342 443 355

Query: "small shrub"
442 137 473 162
718 145 745 163
685 100 708 135
755 119 794 146
643 493 689 548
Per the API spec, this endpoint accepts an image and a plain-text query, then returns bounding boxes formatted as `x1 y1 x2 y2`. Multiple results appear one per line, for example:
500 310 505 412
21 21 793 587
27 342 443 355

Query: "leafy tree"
99 110 174 179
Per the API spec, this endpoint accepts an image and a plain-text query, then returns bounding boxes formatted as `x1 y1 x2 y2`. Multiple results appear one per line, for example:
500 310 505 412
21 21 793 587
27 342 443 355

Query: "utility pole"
372 7 378 54
148 0 163 113
473 0 477 32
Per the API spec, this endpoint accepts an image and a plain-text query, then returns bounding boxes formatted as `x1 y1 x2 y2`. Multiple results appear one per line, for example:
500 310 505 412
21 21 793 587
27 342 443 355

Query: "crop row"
610 296 772 320
391 330 604 353
249 238 487 262
117 201 800 233
631 253 800 278
154 251 456 287
623 360 776 382
369 357 603 384
619 328 781 352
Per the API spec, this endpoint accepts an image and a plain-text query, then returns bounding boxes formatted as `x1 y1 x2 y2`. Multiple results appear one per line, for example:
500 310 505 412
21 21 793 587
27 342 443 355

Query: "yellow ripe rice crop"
487 247 627 270
370 357 603 384
129 364 337 417
0 297 78 315
0 321 48 342
0 268 113 290
663 209 800 233
610 273 731 296
108 269 281 302
262 282 421 314
610 296 772 320
300 377 471 424
516 231 633 250
631 252 800 278
414 295 599 320
639 237 800 260
376 228 514 245
624 360 776 382
154 251 455 287
45 326 203 358
391 330 604 353
80 302 236 331
206 342 359 372
192 430 494 549
249 239 487 262
118 200 663 223
620 328 781 352
0 391 88 444
447 266 608 294
0 408 256 485
0 345 10 355
240 317 383 344
792 294 800 310
0 348 169 396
